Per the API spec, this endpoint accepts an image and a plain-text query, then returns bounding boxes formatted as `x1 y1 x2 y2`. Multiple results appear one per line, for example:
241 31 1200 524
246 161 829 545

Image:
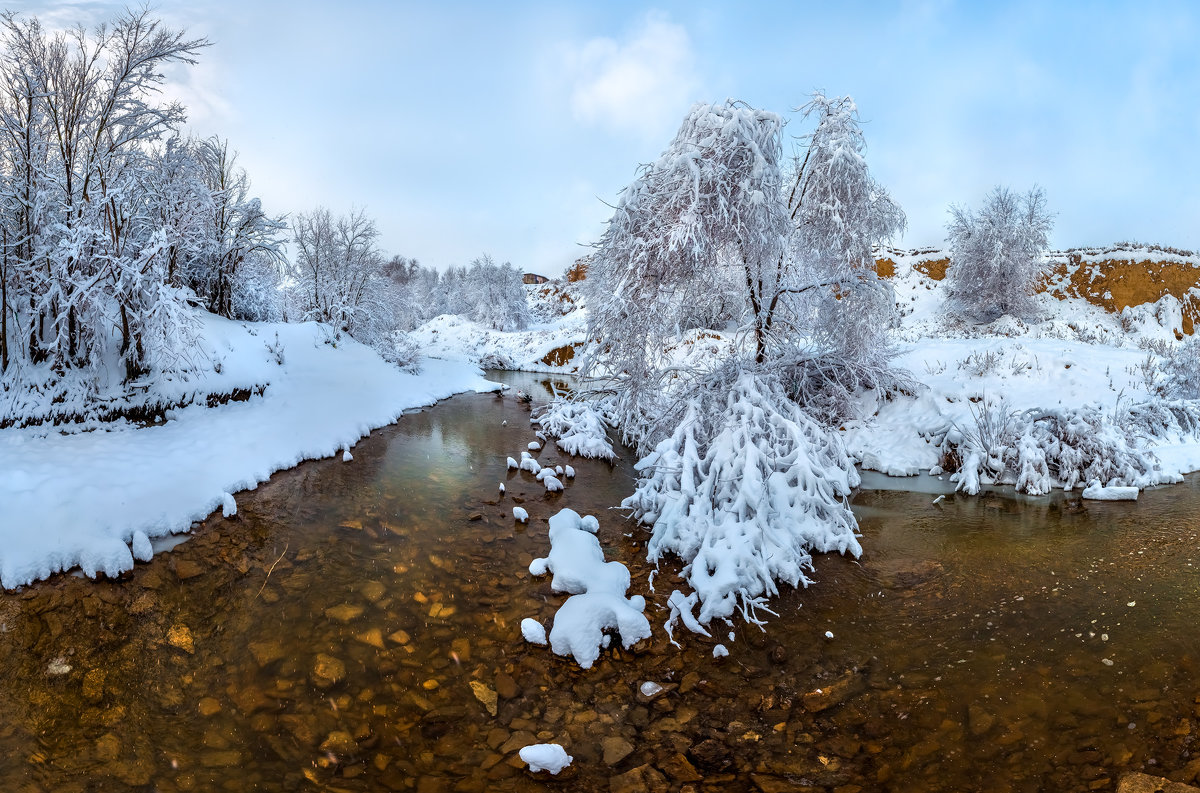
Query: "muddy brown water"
3 370 1200 792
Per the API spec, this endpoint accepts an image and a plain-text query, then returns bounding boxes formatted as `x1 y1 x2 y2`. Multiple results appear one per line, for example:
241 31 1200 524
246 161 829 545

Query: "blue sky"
21 1 1200 275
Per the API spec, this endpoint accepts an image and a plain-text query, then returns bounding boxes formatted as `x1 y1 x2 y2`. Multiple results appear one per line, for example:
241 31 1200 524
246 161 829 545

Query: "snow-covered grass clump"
626 372 861 631
0 314 496 588
528 508 651 669
948 401 1184 495
533 398 617 461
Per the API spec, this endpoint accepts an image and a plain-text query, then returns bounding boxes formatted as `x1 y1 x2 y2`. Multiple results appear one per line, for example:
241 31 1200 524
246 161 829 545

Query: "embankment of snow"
0 313 496 588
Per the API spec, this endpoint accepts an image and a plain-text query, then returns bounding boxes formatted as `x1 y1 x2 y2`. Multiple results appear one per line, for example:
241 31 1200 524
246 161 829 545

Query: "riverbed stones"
95 733 120 762
319 730 358 756
469 681 497 716
82 668 106 703
361 581 386 603
198 697 222 717
610 764 669 793
960 703 995 738
173 558 205 580
602 736 635 765
1118 772 1200 793
355 628 385 649
166 624 194 654
248 639 285 667
311 653 346 688
325 603 364 623
494 672 519 700
803 670 865 713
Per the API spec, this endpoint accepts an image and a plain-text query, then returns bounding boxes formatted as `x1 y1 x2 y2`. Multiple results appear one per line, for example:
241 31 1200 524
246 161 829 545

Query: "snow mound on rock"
528 508 651 669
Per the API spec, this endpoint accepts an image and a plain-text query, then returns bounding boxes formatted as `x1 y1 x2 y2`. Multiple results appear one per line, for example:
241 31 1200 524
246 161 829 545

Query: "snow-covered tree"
287 206 416 365
568 95 906 634
585 96 906 447
780 94 907 418
944 186 1054 322
0 9 210 380
464 254 530 331
191 137 288 320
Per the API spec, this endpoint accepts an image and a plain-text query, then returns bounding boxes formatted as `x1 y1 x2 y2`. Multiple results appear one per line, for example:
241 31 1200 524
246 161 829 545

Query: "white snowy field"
408 311 587 373
0 313 496 589
844 260 1200 483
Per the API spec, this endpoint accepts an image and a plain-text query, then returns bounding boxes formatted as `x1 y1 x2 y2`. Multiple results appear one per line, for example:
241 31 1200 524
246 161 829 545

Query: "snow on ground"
0 312 496 588
408 311 587 372
843 257 1200 488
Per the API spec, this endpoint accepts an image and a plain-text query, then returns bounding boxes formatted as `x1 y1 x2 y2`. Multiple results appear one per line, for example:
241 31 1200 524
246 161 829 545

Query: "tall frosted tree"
944 186 1054 322
576 95 906 632
584 95 906 446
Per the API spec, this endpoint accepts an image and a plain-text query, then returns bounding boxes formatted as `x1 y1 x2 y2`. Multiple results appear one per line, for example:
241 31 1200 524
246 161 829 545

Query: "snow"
1082 481 1139 501
521 618 547 645
527 508 651 669
342 449 353 462
506 456 519 469
518 743 572 774
513 507 529 523
841 257 1200 494
713 644 729 658
0 313 496 589
408 309 586 373
221 493 237 518
543 475 564 493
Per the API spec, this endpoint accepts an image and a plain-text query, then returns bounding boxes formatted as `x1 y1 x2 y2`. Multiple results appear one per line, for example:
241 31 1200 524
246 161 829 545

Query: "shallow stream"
3 370 1200 792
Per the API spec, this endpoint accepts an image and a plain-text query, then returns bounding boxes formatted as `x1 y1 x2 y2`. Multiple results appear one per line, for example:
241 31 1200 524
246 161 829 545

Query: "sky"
18 0 1200 275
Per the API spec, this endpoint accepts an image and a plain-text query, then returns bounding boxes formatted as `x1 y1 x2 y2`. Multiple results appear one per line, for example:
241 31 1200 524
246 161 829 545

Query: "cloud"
563 11 699 139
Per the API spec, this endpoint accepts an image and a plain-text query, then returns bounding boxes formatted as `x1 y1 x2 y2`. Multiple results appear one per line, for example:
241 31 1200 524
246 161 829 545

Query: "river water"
3 370 1200 792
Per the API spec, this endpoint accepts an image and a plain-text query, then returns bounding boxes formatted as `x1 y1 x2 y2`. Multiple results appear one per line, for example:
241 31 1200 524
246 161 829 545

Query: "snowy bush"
950 400 1179 495
532 398 616 460
624 372 861 629
1161 337 1200 399
945 186 1054 322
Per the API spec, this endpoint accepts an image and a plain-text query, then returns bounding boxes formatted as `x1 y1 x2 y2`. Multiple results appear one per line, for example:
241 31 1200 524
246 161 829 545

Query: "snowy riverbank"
0 313 496 588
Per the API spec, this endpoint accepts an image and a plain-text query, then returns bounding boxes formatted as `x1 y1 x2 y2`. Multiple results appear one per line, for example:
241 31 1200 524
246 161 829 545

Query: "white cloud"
563 11 699 139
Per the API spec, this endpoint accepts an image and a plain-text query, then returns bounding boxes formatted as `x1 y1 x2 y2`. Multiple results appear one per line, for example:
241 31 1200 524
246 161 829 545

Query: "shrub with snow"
533 398 617 461
950 400 1178 495
625 372 861 629
1161 337 1200 400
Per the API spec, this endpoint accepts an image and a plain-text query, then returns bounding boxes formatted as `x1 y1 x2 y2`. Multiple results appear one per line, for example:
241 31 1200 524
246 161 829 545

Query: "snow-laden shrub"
779 352 918 427
532 398 616 461
378 331 422 373
951 400 1177 495
624 372 861 629
1161 337 1200 399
